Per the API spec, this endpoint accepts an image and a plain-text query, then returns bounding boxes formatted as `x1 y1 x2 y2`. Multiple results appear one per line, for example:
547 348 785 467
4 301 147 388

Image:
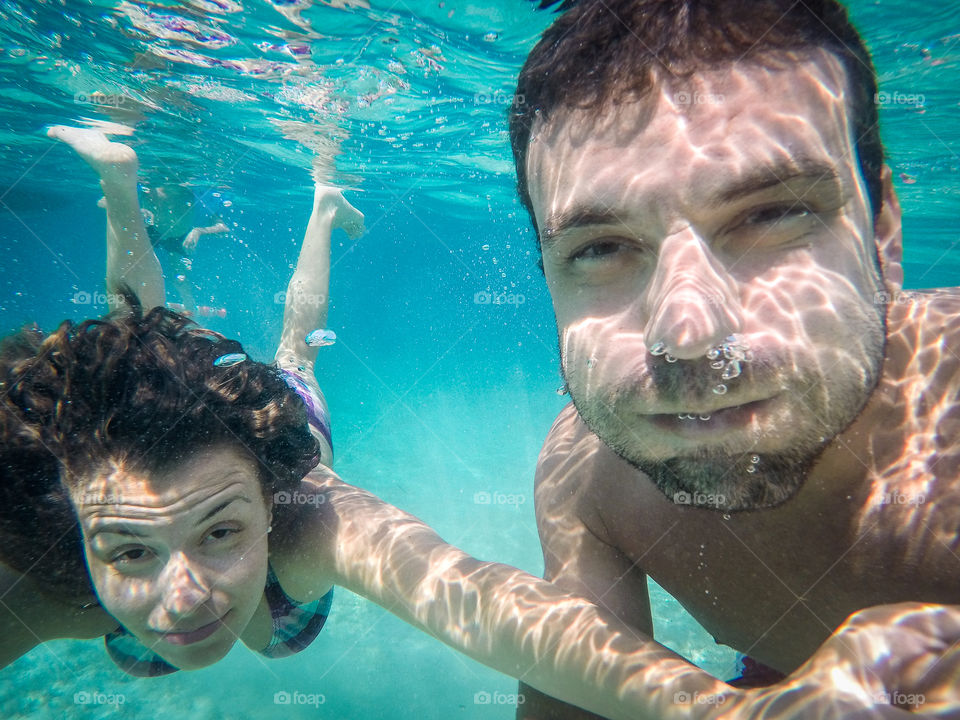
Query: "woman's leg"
48 126 165 311
274 183 364 467
274 183 363 371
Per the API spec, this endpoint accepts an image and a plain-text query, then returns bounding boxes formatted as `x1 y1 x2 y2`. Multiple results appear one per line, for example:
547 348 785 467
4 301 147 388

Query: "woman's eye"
111 547 153 564
204 526 239 543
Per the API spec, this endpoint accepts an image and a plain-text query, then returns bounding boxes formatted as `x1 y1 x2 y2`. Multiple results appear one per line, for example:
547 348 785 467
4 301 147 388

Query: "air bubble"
706 347 721 360
712 384 728 395
750 455 760 464
649 342 667 356
710 360 725 370
665 353 678 363
698 414 711 421
721 360 742 380
746 466 757 474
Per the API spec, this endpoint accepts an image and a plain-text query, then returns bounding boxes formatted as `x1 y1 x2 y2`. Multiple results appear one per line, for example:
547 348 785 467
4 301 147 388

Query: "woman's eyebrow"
87 495 251 540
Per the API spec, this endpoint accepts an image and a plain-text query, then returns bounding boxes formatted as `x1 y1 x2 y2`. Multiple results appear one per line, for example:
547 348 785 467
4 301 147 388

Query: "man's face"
526 50 888 510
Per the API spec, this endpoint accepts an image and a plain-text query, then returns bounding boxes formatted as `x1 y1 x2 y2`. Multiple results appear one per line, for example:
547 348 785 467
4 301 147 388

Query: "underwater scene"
1 1 959 718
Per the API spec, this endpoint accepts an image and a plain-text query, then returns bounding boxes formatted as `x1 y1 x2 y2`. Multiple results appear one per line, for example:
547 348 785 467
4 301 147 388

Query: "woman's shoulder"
268 471 340 602
0 561 116 667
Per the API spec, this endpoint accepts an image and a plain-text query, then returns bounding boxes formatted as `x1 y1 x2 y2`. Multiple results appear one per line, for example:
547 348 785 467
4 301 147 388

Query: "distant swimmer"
48 124 229 315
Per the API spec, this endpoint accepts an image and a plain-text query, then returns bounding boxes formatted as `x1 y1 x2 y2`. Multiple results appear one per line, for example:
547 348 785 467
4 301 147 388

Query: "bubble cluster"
708 335 750 395
650 335 752 425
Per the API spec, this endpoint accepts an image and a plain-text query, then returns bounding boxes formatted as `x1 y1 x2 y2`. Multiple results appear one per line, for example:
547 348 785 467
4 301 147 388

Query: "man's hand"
731 603 960 718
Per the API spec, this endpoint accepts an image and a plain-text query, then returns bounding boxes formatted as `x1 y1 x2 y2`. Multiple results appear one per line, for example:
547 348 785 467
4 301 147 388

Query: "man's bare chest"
608 494 956 672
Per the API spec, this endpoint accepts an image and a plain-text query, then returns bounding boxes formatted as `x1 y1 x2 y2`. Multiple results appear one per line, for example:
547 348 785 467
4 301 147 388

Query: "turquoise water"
1 1 959 718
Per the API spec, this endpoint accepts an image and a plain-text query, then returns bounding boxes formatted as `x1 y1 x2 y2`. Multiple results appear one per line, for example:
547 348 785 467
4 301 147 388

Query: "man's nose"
156 552 212 619
643 229 742 360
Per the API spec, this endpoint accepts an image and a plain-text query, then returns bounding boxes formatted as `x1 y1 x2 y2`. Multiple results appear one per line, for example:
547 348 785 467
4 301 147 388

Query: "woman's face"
73 445 271 670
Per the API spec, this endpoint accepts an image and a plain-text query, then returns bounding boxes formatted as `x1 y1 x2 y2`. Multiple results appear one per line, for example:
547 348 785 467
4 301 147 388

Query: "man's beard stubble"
561 328 885 512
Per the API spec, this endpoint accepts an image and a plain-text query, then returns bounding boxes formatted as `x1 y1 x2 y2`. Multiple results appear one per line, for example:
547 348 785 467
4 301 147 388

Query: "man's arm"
519 405 654 720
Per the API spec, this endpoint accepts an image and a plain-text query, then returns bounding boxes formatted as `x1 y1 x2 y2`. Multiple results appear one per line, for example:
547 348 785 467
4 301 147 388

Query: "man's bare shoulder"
534 404 661 541
885 289 960 410
889 288 960 346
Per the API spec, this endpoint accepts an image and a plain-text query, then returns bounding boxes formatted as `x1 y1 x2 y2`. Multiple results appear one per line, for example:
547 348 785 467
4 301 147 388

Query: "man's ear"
874 165 904 290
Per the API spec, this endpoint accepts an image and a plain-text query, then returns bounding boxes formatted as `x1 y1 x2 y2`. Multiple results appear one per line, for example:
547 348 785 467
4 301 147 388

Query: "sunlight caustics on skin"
532 52 889 512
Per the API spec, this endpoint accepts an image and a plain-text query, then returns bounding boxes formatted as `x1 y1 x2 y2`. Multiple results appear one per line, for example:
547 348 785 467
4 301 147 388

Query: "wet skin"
75 447 278 670
72 445 334 671
520 49 960 715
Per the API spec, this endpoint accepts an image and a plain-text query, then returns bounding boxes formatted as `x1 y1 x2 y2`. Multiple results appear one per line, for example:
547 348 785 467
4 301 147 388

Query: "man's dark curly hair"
0 298 320 599
510 0 885 246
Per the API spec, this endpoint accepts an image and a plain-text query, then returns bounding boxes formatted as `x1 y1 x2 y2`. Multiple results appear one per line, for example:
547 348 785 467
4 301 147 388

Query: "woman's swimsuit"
279 368 333 451
104 564 333 677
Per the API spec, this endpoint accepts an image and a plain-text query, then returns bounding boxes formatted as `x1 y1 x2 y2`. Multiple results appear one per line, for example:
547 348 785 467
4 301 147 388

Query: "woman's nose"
156 552 212 620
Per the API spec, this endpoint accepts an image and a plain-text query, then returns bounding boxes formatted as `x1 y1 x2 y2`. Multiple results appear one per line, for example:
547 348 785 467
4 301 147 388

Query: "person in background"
49 125 228 316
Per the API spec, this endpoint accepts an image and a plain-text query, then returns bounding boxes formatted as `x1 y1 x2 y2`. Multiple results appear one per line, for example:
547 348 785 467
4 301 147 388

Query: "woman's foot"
313 184 364 239
47 125 138 187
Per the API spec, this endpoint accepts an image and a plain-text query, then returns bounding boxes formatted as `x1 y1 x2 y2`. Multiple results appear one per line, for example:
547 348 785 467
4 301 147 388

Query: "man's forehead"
526 49 855 211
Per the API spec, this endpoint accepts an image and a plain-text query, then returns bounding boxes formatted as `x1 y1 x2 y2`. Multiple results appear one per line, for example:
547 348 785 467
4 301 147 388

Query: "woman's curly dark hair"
0 296 320 599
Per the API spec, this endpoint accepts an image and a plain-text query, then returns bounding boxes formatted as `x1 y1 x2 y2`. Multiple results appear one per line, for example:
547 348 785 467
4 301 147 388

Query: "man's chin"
631 449 820 512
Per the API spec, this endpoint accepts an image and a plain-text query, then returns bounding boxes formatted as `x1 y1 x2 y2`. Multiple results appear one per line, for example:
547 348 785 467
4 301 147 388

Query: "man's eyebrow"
541 207 629 244
710 157 841 208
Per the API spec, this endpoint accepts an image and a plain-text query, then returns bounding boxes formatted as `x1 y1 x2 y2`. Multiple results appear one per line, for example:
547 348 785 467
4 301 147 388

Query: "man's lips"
158 612 229 646
644 397 775 434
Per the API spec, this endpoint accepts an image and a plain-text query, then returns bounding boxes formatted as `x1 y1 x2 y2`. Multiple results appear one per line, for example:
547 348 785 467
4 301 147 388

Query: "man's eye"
742 205 811 226
572 240 625 261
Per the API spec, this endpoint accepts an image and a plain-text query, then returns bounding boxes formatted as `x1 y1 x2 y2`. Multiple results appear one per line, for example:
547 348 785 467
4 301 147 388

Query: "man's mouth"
645 397 775 435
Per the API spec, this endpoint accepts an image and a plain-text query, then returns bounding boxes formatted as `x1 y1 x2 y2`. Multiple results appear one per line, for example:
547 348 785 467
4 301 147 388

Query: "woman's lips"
159 612 229 646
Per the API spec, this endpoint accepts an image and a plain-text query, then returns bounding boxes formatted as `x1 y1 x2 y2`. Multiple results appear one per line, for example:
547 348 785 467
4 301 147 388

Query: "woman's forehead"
74 447 261 519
